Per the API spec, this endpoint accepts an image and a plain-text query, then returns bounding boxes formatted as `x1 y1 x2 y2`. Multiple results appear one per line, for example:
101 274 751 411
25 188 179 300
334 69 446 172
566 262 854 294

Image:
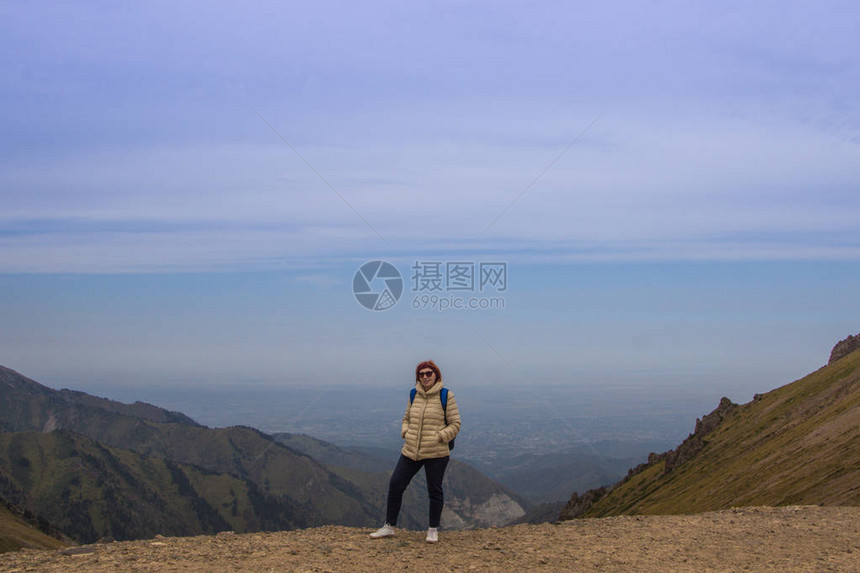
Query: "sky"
1 1 859 417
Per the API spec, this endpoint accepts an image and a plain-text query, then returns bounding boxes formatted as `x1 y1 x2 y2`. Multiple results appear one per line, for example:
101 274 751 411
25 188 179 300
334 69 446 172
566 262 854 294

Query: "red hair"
415 360 442 382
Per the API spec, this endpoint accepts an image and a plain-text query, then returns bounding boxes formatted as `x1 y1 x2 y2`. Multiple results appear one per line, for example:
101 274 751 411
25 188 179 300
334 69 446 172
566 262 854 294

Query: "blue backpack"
409 387 455 450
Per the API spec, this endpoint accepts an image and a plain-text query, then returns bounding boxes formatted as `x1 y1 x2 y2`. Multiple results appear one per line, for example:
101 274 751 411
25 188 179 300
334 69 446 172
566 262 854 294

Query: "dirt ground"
1 506 858 572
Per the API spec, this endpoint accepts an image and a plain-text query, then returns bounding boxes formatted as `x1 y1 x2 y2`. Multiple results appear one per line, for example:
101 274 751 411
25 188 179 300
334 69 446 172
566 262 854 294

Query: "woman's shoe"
370 524 396 538
425 527 438 543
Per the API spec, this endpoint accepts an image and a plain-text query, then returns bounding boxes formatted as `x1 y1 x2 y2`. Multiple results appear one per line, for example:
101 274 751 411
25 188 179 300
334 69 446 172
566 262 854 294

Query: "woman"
370 360 461 543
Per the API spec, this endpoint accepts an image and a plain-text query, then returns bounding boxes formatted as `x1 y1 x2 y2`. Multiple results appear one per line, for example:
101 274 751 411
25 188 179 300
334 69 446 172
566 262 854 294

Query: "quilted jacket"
400 380 461 460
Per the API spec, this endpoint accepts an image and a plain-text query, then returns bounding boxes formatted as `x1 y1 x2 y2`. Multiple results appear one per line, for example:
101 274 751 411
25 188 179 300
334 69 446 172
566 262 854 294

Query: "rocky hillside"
0 506 857 572
560 337 860 519
830 331 860 364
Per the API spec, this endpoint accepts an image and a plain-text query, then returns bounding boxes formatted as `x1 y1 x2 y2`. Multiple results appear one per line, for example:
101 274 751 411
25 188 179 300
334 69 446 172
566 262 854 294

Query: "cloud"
3 100 859 273
2 2 858 272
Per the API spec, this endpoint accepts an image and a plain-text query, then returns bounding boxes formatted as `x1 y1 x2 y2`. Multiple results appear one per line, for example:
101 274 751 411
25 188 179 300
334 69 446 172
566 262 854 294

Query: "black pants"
385 454 450 528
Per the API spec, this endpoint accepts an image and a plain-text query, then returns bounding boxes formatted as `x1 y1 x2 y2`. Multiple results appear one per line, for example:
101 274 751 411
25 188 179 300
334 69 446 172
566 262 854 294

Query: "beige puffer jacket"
400 380 461 461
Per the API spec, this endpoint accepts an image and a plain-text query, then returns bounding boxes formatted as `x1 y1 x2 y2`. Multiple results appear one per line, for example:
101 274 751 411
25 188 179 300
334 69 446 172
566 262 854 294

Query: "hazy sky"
2 2 859 412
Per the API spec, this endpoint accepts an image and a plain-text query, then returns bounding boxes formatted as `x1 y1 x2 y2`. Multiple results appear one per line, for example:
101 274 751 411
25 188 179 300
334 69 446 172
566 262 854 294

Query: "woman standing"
370 360 461 543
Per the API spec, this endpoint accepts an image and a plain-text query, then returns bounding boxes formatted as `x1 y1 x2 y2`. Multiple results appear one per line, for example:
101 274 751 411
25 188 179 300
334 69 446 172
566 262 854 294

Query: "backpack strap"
410 387 449 426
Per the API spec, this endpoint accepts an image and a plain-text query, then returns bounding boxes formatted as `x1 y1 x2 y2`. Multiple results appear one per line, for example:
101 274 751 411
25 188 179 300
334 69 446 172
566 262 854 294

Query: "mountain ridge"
559 339 860 520
0 365 525 546
0 366 199 432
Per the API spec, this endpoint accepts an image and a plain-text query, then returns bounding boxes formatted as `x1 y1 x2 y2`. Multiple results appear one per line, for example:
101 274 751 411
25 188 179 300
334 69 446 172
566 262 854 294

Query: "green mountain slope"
0 366 380 527
0 366 526 538
0 495 69 553
77 422 379 526
0 430 314 543
560 345 860 519
56 389 199 426
272 433 384 473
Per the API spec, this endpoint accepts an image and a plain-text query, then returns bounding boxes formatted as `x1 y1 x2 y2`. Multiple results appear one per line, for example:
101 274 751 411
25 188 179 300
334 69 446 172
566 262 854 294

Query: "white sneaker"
425 527 438 543
370 524 395 539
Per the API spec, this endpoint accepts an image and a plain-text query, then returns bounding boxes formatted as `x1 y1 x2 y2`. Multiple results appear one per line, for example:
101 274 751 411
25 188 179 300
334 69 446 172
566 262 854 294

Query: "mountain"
509 500 567 525
0 430 314 544
0 495 69 553
0 366 525 542
55 389 200 426
830 333 860 364
0 367 197 432
472 451 638 504
559 336 860 519
272 432 384 473
272 432 528 528
273 431 630 522
0 366 390 525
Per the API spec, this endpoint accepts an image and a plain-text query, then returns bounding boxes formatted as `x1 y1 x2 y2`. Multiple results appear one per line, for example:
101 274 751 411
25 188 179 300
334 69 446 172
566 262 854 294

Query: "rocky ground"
1 506 858 572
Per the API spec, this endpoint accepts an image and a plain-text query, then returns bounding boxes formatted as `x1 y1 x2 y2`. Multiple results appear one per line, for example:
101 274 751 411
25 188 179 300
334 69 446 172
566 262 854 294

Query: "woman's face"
417 368 437 390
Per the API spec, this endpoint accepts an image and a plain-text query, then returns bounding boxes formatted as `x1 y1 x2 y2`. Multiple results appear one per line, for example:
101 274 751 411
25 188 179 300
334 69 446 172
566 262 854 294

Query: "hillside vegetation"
0 496 69 553
0 430 314 543
0 366 524 546
561 345 860 519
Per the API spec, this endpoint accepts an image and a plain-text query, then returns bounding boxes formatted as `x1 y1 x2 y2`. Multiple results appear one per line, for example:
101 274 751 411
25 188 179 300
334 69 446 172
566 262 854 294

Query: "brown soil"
1 506 858 572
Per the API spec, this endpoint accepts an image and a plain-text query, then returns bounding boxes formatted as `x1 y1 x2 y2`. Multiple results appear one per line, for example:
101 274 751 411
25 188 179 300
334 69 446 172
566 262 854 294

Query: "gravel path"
2 506 858 572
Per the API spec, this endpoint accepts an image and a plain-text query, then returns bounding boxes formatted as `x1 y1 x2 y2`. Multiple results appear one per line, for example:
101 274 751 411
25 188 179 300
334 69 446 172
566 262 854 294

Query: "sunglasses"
418 370 435 378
